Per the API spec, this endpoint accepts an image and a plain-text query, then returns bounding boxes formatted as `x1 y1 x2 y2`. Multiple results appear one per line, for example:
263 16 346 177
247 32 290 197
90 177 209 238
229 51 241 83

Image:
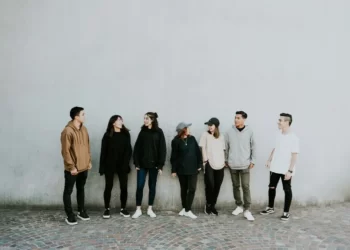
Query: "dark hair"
106 115 130 137
144 112 159 129
177 127 188 138
280 113 293 125
70 106 84 120
208 126 220 139
236 111 248 119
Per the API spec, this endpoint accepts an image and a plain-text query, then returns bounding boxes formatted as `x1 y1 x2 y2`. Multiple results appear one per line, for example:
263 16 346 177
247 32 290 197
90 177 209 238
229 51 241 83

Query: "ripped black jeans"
268 171 292 213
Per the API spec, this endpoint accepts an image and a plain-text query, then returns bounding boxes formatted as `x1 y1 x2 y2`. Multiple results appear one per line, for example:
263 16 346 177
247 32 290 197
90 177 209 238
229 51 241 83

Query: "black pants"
63 170 88 216
178 174 198 212
204 163 224 206
104 171 128 209
268 171 292 213
136 168 158 206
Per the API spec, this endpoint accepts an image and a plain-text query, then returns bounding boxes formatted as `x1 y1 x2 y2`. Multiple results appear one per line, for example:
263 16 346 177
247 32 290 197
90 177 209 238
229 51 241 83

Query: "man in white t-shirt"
260 113 299 221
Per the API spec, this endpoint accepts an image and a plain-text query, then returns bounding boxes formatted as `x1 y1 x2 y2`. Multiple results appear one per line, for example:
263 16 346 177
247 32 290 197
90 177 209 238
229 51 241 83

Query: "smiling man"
260 113 299 221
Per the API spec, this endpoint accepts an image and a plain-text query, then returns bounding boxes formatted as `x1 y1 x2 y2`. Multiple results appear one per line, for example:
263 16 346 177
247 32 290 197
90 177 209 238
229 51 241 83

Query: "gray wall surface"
1 0 349 210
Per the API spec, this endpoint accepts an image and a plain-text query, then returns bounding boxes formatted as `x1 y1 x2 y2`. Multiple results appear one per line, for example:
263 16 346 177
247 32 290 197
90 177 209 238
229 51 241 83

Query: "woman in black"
132 112 166 219
171 122 202 219
99 115 132 218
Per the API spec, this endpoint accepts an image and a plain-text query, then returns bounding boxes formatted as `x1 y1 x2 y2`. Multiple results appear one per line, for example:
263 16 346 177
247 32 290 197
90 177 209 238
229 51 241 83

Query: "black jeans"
136 168 158 206
178 174 198 212
204 163 224 207
104 171 128 209
63 170 88 216
268 171 292 213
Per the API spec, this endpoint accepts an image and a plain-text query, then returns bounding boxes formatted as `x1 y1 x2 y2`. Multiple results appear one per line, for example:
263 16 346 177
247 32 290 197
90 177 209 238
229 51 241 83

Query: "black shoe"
103 209 111 219
77 210 90 221
281 212 290 221
211 207 218 216
65 214 78 225
260 207 275 215
204 204 212 215
120 209 130 218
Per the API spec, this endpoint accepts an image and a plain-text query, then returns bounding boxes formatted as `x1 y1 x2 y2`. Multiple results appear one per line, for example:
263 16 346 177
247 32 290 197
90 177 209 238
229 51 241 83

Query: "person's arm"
87 133 92 169
157 129 167 170
61 129 75 171
194 138 203 170
170 139 178 174
224 132 230 164
133 132 142 168
99 134 108 175
287 137 300 173
265 148 275 168
199 133 208 165
249 132 256 168
124 133 132 169
288 153 298 172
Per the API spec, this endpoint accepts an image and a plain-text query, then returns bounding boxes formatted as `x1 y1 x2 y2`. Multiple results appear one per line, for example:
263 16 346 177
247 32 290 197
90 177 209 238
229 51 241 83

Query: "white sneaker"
179 208 185 216
184 210 197 219
244 210 255 221
232 206 244 216
132 209 142 219
147 208 157 218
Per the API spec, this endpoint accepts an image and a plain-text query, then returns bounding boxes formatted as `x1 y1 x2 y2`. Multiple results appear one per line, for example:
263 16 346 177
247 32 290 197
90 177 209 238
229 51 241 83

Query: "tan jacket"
61 121 91 172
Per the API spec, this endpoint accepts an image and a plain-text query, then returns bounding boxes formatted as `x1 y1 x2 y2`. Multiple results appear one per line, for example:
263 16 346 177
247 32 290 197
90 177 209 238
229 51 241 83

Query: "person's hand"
249 163 254 169
136 167 140 170
284 172 292 180
88 163 92 170
265 161 271 168
171 173 177 177
70 168 78 175
225 161 229 168
198 168 202 171
203 161 208 167
158 169 163 175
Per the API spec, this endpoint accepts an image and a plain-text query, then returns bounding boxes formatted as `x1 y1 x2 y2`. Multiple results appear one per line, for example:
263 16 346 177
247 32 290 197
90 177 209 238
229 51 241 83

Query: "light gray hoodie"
225 125 256 170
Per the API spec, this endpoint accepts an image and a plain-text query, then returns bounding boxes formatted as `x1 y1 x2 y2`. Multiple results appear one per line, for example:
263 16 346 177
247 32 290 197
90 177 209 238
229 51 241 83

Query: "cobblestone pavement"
1 203 350 250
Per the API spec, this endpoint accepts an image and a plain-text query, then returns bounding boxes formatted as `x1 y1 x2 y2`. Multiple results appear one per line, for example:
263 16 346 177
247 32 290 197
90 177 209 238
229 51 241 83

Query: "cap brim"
204 122 213 126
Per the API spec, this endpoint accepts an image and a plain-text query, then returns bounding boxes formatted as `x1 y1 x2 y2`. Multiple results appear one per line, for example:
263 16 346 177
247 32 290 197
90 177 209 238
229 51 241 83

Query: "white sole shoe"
179 209 185 216
65 218 78 225
102 215 111 219
120 212 131 218
147 210 157 218
232 207 244 216
77 214 90 221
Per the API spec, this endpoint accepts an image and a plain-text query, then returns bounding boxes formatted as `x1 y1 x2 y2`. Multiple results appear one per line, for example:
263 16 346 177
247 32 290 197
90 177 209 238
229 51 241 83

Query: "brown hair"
208 126 220 139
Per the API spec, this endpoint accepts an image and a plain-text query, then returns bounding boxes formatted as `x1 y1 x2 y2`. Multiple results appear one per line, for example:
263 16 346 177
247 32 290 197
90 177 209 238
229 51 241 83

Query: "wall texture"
1 0 349 210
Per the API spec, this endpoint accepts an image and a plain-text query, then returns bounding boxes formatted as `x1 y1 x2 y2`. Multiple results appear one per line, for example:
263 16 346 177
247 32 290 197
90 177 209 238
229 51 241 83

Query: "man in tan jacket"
61 106 92 225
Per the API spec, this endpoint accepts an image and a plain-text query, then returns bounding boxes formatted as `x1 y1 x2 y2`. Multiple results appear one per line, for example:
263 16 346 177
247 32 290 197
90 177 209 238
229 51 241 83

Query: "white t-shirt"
270 131 299 176
199 132 226 170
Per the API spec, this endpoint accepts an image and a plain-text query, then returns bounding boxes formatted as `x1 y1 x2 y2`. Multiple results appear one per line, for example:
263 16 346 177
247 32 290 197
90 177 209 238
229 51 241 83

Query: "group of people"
61 107 299 226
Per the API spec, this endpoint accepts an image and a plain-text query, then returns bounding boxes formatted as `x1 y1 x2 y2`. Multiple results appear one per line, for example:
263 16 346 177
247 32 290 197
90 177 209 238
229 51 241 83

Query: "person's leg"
178 174 188 210
204 163 215 206
268 172 281 208
230 170 243 207
76 170 88 212
281 176 293 213
148 168 159 206
241 168 251 210
63 171 76 216
117 171 128 209
186 174 198 212
212 168 224 206
135 168 147 207
104 172 114 209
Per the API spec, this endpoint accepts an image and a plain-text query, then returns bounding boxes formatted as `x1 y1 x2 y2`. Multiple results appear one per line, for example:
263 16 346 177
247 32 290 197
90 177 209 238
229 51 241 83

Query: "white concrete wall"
1 0 349 210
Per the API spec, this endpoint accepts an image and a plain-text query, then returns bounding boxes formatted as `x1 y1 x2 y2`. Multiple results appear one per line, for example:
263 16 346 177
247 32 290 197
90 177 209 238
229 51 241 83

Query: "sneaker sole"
65 219 78 225
260 211 275 215
77 215 90 221
232 211 243 216
281 217 289 221
120 212 130 218
102 215 111 219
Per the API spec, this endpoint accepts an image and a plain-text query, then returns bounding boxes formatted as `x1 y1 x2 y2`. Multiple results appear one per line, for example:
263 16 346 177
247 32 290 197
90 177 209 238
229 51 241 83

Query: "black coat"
133 126 167 170
99 131 132 175
170 135 202 175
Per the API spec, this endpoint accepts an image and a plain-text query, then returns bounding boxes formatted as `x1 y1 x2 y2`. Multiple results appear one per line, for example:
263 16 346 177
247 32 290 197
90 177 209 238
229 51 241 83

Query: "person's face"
113 117 123 129
185 127 191 136
208 124 216 133
76 110 85 123
278 116 289 129
235 114 245 127
144 115 152 126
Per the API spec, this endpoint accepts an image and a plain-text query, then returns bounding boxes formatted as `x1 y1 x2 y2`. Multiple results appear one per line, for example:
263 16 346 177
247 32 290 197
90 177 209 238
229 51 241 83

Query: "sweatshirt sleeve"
99 134 108 174
224 132 230 162
157 129 167 170
170 138 178 173
199 132 208 163
194 137 203 169
61 129 75 171
124 133 132 168
133 132 142 167
250 132 257 164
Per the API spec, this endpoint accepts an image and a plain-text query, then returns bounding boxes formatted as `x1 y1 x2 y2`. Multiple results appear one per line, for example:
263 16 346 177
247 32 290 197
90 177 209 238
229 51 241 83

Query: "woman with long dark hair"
99 115 132 218
171 122 202 219
199 117 226 216
132 112 166 219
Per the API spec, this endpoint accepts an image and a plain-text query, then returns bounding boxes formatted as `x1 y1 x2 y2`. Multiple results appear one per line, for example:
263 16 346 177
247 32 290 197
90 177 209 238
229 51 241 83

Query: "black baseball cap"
204 117 220 127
